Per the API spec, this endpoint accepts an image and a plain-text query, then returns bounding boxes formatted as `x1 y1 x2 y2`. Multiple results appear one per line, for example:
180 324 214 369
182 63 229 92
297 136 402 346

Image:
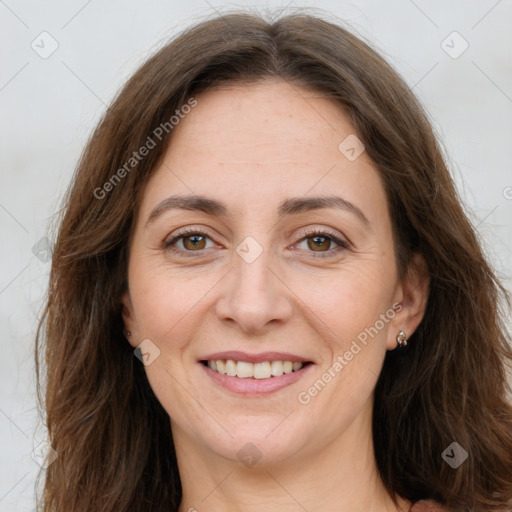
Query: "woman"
35 9 512 512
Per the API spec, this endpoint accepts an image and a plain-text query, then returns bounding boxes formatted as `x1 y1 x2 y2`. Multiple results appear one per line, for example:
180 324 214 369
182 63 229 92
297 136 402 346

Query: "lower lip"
200 363 313 396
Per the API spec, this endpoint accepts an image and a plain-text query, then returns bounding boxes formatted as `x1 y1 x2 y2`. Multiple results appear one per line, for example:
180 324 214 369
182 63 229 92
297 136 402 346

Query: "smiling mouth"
201 359 312 379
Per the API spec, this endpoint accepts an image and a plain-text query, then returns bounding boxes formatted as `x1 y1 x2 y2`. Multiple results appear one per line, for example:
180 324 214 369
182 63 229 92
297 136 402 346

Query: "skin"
122 79 430 512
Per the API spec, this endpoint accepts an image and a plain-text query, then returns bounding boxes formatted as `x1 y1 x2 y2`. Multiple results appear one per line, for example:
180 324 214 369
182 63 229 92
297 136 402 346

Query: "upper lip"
200 351 311 364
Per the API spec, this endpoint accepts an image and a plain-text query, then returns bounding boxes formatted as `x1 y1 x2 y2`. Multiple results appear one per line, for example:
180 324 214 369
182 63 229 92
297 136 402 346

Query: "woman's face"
122 79 427 467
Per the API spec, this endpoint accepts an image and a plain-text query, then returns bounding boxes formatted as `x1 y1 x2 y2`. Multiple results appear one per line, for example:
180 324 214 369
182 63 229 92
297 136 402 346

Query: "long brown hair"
36 8 512 511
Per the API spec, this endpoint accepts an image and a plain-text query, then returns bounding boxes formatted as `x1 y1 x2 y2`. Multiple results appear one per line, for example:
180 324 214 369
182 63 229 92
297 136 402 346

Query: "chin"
199 414 314 468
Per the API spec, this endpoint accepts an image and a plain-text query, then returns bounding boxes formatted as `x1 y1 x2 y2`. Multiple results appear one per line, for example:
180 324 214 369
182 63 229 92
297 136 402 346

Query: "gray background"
1 0 511 509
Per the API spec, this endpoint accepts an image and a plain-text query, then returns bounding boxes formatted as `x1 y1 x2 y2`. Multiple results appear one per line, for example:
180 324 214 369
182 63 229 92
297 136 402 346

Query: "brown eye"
182 234 207 251
295 229 349 258
163 229 214 257
306 235 332 252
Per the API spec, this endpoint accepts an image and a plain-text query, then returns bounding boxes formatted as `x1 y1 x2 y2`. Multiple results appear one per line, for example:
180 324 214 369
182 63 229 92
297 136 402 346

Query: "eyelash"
162 227 349 259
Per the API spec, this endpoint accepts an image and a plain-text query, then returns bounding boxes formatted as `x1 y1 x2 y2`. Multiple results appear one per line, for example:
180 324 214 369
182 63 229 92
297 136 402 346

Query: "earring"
396 330 408 347
124 330 132 338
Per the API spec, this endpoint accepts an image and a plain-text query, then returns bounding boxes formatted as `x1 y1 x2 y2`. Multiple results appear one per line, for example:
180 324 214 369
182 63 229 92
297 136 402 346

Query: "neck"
174 399 411 512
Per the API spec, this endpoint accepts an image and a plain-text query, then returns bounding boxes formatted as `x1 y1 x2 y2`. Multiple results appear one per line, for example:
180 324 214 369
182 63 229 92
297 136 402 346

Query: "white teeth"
225 359 237 376
236 361 253 378
270 360 284 376
253 362 271 379
215 360 226 374
206 359 304 379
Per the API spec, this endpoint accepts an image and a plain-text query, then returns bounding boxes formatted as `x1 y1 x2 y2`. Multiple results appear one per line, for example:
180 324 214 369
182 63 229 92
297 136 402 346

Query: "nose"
214 247 293 334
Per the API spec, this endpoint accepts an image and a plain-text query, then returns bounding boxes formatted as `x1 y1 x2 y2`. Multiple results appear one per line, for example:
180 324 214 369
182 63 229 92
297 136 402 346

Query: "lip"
200 351 311 364
198 353 315 396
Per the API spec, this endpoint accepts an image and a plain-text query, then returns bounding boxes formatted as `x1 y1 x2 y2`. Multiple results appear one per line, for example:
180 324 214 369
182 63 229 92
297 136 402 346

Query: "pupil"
310 235 328 251
184 234 205 250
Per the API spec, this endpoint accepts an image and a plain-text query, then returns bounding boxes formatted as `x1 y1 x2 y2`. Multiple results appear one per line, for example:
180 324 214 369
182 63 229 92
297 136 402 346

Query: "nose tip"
215 256 293 333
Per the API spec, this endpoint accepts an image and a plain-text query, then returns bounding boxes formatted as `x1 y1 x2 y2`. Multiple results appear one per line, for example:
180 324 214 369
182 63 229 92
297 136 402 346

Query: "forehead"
137 80 388 228
170 80 356 155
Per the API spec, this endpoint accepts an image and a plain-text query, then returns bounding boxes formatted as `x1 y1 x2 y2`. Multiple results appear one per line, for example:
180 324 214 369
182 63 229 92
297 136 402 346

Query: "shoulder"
409 500 452 512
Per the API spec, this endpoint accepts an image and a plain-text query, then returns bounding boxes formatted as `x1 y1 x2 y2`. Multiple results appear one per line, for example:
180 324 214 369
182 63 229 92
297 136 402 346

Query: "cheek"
292 258 394 347
129 262 211 426
290 258 395 411
128 257 212 344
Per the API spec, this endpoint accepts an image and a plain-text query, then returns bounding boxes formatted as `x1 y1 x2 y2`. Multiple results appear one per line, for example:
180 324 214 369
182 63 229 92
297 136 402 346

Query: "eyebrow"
145 194 370 228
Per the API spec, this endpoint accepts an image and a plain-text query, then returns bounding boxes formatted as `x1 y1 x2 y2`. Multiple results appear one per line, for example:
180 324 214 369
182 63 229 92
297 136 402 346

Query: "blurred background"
1 0 511 509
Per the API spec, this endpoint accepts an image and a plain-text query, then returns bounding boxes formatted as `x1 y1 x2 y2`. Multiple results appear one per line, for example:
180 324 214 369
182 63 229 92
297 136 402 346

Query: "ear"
386 252 430 350
121 291 139 348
